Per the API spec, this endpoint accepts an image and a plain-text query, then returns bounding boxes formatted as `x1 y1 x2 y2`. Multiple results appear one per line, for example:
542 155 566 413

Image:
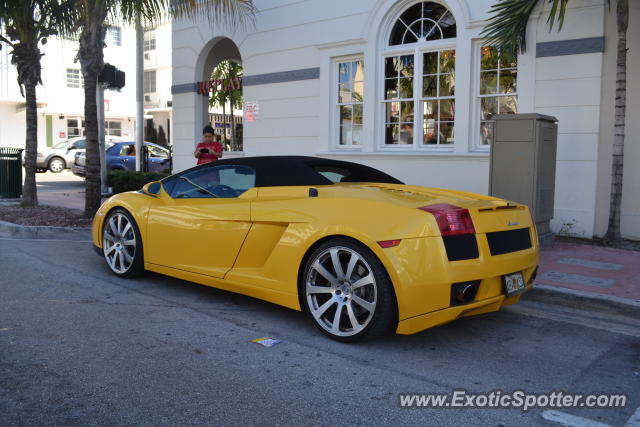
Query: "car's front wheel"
102 208 144 278
48 157 65 173
301 238 396 342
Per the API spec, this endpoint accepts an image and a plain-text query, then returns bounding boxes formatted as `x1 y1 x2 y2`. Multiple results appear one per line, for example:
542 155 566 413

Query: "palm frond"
480 0 539 55
481 0 574 54
547 0 569 31
116 0 168 27
170 0 256 29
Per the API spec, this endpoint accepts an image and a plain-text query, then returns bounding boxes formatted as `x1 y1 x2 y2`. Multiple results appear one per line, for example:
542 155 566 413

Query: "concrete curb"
0 220 92 241
527 283 640 316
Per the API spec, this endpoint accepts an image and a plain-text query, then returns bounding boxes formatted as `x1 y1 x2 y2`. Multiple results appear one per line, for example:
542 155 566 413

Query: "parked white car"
36 136 125 173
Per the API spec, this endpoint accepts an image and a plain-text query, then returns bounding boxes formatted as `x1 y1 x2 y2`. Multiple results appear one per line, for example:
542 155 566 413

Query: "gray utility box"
489 113 558 236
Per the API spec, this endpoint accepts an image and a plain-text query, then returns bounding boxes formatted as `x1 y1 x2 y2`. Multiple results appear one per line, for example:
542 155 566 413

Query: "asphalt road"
1 237 639 426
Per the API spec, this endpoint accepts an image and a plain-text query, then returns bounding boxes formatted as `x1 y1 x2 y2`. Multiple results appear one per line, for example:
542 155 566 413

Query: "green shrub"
107 169 171 194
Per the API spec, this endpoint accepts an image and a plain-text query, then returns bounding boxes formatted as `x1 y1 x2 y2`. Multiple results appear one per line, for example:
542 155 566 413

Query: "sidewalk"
35 170 86 211
537 239 639 305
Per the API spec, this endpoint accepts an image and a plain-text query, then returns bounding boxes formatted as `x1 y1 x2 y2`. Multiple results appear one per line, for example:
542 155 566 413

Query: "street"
1 237 638 426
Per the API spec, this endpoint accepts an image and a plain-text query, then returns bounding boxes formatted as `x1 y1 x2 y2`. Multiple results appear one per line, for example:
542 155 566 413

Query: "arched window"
389 2 456 45
382 2 456 147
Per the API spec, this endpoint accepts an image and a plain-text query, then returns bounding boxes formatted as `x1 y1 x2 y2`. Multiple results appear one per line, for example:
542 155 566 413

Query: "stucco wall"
533 0 606 238
595 0 639 239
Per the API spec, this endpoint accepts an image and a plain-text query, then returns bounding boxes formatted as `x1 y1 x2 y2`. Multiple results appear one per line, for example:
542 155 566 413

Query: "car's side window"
146 145 169 159
119 145 135 156
76 140 86 149
169 165 256 199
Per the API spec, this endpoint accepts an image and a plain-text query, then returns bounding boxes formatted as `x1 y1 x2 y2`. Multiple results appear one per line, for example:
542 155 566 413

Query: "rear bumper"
396 286 530 335
370 228 539 325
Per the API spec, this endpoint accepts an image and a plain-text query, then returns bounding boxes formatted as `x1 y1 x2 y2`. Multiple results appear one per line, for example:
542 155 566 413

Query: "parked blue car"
72 141 171 177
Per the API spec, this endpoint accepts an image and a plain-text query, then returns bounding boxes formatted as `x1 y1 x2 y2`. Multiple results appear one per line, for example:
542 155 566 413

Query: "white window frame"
143 70 156 94
471 41 519 151
67 117 85 137
333 56 365 150
377 37 457 152
66 68 82 88
106 26 121 47
105 120 122 136
143 29 156 52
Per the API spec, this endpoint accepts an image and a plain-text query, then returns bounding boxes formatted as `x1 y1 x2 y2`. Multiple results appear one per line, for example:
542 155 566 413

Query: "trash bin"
0 147 24 198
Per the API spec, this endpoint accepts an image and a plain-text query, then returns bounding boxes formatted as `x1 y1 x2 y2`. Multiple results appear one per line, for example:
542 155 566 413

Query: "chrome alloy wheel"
103 212 137 274
305 246 377 337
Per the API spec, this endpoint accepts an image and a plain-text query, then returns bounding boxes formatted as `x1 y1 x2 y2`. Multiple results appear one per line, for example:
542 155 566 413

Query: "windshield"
53 139 73 149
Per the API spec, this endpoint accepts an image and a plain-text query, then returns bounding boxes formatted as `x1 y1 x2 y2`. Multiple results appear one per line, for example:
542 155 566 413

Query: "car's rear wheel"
301 238 396 342
48 157 65 173
102 208 144 278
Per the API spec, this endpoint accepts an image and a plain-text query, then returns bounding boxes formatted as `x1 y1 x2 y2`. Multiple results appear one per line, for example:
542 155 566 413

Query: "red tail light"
419 204 475 236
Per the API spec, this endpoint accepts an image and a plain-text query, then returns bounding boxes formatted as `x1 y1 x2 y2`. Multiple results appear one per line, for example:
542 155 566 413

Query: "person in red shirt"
194 125 223 165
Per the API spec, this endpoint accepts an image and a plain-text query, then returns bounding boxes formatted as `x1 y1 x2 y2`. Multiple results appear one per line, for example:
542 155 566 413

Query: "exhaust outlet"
450 281 480 306
457 283 478 303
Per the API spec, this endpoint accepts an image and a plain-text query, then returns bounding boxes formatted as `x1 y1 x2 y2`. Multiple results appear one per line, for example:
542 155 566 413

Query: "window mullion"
414 49 422 151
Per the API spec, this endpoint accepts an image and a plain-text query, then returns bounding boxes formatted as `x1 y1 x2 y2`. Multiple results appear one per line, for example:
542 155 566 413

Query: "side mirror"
142 181 162 196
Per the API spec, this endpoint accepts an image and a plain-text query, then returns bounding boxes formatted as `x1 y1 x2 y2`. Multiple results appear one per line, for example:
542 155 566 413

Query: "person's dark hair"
202 125 215 135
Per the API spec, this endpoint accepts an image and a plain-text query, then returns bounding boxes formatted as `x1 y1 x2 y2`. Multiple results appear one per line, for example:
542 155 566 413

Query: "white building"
171 0 639 240
1 17 237 158
142 20 173 146
0 25 139 149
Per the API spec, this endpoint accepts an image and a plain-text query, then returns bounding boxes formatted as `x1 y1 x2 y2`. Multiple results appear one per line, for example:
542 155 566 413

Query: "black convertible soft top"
172 156 404 187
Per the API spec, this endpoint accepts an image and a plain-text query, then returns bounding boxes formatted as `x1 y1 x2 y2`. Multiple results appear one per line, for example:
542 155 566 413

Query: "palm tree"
209 59 243 151
0 0 76 207
481 0 629 242
74 0 255 217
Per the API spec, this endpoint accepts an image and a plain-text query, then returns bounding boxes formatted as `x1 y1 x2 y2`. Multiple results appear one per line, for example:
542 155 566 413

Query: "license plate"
503 272 526 297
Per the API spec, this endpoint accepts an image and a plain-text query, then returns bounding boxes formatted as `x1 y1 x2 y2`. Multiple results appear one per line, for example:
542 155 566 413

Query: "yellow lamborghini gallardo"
92 156 539 342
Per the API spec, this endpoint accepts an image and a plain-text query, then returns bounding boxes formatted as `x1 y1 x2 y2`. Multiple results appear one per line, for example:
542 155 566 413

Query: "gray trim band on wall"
171 83 197 94
242 67 320 86
171 67 320 94
536 37 604 58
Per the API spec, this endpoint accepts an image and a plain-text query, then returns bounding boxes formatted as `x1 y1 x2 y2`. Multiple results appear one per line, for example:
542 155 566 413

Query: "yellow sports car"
92 156 539 342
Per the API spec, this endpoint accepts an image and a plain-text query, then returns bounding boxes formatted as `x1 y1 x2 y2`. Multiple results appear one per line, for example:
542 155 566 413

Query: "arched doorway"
194 37 243 152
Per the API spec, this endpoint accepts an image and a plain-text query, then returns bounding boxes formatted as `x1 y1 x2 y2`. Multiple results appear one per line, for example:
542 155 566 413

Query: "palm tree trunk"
83 70 101 217
230 100 236 151
21 81 38 207
605 0 628 242
79 7 107 218
222 102 226 146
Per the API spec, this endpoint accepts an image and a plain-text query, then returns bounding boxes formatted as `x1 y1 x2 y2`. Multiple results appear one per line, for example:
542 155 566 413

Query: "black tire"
48 157 66 173
102 208 144 278
300 238 397 342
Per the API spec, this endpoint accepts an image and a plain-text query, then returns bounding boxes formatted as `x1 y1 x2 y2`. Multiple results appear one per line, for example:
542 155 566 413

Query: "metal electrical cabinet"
489 113 558 236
